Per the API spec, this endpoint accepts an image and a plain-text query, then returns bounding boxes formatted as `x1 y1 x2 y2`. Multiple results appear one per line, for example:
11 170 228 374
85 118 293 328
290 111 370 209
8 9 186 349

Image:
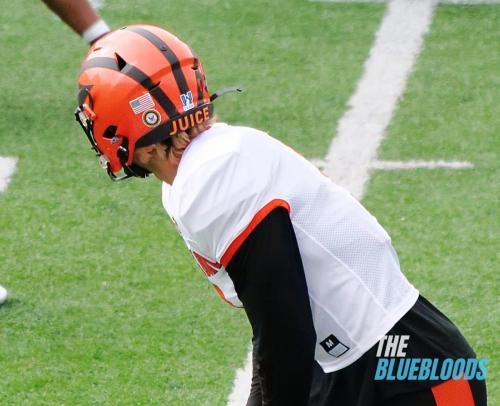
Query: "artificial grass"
0 1 384 404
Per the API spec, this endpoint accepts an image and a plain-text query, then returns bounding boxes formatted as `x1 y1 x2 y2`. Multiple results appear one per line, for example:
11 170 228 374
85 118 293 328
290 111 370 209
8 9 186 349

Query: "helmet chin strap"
115 145 151 180
106 165 133 182
123 163 151 178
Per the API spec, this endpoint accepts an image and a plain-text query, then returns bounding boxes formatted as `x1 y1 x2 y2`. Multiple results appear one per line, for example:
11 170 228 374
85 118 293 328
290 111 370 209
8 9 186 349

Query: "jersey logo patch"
320 334 349 358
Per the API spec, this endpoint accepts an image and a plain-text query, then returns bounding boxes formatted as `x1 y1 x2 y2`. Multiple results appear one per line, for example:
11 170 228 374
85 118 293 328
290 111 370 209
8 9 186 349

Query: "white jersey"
162 123 419 372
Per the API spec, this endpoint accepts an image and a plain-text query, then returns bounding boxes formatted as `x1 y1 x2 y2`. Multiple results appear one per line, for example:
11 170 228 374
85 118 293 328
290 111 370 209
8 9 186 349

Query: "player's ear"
132 144 156 168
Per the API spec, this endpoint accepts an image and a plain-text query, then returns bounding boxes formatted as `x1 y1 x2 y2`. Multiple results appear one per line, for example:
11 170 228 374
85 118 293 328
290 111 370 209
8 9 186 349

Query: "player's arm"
41 0 110 44
227 207 316 405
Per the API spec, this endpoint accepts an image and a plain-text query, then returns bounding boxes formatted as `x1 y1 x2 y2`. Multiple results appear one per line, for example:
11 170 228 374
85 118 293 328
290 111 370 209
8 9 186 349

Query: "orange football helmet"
75 24 240 180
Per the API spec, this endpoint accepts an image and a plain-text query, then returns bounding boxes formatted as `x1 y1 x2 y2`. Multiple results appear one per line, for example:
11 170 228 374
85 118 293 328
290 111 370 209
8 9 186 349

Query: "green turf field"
0 1 498 404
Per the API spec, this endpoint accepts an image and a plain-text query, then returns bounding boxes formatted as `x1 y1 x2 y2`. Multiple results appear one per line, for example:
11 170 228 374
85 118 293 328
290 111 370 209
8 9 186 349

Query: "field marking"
311 0 385 3
0 157 18 193
372 160 474 170
324 0 436 199
439 0 500 3
309 0 386 3
227 0 436 404
0 156 18 304
227 349 253 406
312 159 474 171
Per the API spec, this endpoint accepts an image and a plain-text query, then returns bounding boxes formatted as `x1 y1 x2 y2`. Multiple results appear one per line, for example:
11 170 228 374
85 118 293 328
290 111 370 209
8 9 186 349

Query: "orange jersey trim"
192 251 222 277
213 285 235 307
220 199 291 268
431 378 475 406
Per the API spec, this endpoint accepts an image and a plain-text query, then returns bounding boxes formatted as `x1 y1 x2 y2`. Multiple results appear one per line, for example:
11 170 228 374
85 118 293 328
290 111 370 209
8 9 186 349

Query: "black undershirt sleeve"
226 207 316 406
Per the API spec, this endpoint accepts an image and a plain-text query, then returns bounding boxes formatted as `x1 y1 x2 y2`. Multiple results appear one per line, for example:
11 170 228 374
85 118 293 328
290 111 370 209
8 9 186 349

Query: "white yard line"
372 160 474 170
312 159 474 171
227 349 253 406
0 156 18 304
227 1 436 404
311 0 385 3
0 157 18 192
437 0 500 3
325 0 436 199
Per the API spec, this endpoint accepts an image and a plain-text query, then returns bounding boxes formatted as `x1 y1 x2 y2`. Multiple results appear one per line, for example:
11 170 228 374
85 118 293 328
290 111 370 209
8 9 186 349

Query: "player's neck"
152 162 177 185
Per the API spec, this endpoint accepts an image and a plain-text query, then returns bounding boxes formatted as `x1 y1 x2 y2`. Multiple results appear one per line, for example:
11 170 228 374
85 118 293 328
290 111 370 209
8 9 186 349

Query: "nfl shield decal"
180 91 195 111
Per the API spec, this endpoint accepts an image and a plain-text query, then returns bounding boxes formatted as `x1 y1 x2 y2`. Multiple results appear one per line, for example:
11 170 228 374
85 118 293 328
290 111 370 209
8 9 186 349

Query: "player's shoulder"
174 123 272 184
167 123 275 225
182 122 270 164
164 123 279 258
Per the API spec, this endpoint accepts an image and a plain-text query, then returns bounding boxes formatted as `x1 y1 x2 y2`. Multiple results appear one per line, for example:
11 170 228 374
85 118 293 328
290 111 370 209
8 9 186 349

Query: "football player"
75 25 487 405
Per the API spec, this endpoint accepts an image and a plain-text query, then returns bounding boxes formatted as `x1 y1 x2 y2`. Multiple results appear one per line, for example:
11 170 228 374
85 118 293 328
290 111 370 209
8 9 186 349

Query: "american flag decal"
129 93 155 114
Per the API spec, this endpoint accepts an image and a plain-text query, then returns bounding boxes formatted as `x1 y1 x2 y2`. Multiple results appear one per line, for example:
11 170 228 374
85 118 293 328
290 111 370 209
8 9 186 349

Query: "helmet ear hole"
103 125 118 139
115 53 127 71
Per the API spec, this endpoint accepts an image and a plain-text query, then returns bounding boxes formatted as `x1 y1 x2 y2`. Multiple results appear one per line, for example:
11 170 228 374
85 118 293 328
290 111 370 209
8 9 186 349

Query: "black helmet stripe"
77 84 93 106
120 64 178 117
79 57 118 75
192 61 205 107
79 57 178 118
124 26 191 96
187 46 204 106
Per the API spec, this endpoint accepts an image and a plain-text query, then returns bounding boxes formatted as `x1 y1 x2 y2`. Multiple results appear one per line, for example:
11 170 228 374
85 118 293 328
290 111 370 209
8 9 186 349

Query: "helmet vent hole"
103 125 118 139
115 53 128 71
